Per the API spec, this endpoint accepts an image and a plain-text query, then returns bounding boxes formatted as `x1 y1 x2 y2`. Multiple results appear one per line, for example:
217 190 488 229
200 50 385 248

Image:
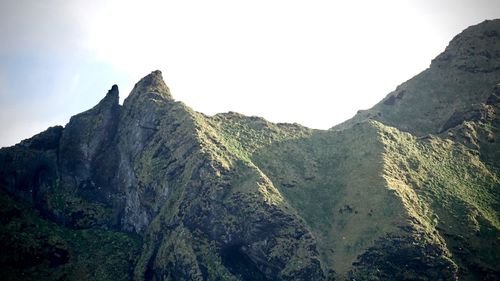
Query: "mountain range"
0 19 499 281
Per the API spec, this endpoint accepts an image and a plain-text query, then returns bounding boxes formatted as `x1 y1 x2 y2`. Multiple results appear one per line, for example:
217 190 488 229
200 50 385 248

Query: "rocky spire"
69 84 120 117
95 84 119 109
123 70 173 107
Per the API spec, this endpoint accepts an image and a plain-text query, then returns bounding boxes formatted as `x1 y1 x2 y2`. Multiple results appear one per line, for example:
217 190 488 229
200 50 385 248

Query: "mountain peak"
104 84 119 101
124 70 172 106
85 84 120 113
110 84 119 93
431 19 500 73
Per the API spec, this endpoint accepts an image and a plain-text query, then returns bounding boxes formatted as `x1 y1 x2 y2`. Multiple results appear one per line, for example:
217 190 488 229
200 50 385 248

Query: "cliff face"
0 20 499 281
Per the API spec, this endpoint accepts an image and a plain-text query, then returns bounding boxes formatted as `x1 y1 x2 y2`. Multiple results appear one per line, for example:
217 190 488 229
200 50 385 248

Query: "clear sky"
1 0 499 147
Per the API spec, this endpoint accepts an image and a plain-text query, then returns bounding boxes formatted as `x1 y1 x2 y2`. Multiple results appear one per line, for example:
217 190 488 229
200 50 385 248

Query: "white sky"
1 0 499 147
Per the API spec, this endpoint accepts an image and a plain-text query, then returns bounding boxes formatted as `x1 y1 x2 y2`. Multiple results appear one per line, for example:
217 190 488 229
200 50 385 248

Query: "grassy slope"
378 121 499 280
340 66 499 136
210 114 406 278
210 111 499 280
132 105 325 281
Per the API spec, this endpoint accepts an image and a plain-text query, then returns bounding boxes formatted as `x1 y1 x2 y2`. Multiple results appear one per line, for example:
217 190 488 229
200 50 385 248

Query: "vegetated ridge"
0 19 499 281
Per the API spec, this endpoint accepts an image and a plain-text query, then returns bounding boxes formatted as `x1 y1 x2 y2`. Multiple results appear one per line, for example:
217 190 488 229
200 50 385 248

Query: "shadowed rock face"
1 20 500 281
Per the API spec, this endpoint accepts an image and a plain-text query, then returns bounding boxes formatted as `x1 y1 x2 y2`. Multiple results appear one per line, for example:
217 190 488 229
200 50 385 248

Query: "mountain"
0 19 499 281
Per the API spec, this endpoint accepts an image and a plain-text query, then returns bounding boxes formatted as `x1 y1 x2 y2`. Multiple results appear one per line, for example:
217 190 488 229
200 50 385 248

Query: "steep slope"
0 19 499 281
210 100 499 280
210 116 464 280
375 122 499 280
336 19 500 137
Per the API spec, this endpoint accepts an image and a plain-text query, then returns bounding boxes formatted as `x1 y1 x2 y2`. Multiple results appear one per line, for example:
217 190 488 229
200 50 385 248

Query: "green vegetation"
377 121 499 280
0 189 141 281
207 108 499 280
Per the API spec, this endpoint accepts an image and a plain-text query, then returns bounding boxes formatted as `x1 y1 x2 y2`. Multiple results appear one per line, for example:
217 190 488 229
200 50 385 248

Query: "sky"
1 0 499 147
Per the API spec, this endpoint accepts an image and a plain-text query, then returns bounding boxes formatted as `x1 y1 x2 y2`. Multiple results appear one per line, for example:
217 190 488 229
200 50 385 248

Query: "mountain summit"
0 20 499 281
124 70 173 106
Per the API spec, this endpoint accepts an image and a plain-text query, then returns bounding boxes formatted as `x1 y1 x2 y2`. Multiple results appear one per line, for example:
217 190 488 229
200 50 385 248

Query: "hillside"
0 20 499 281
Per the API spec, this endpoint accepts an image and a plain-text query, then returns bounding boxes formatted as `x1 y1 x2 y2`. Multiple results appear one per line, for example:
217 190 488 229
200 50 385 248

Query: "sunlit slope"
375 121 499 280
212 113 499 280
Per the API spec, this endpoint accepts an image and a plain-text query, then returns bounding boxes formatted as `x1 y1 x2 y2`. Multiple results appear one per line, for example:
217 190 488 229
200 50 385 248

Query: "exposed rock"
432 20 500 73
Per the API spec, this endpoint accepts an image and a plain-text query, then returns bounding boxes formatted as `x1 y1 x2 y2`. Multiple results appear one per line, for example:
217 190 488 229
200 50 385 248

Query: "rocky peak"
90 84 120 112
106 84 119 102
432 19 500 73
123 70 172 108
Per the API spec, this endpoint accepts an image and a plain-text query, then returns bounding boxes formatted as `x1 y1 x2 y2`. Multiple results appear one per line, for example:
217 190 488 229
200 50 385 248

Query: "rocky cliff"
0 20 499 281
